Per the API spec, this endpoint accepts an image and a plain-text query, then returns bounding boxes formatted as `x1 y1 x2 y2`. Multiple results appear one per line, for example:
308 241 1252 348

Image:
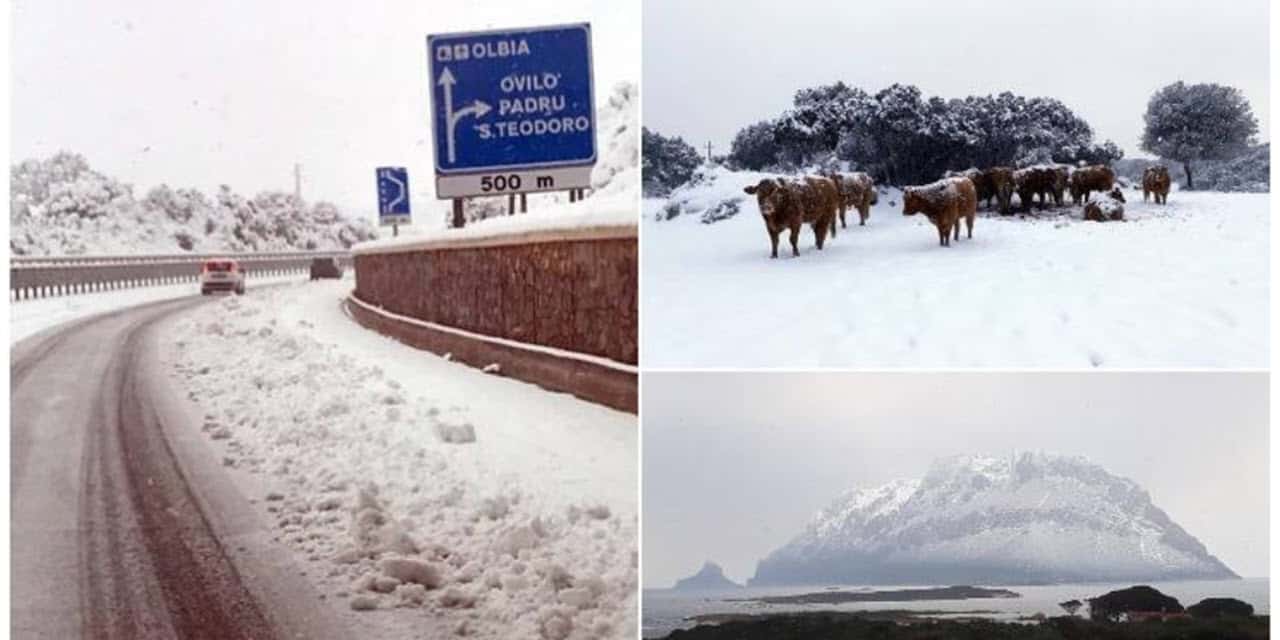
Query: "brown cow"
986 167 1015 215
743 176 838 258
1083 186 1126 222
1143 166 1171 204
1069 164 1115 204
829 171 875 228
946 168 996 208
1013 166 1056 212
1050 165 1071 206
902 177 977 247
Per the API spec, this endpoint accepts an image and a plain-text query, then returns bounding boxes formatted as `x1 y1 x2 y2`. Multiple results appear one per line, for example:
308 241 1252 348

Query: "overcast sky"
643 372 1269 588
644 0 1269 161
10 0 639 218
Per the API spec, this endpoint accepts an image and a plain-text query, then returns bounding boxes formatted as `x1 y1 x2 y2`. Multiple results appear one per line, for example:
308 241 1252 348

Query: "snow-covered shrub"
9 152 377 255
642 126 701 196
725 83 1116 185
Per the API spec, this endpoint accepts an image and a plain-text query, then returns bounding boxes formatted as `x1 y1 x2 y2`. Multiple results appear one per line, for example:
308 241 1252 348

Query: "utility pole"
707 141 713 163
294 163 302 201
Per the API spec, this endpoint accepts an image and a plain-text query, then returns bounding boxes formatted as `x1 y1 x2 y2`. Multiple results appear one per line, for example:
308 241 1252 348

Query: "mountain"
673 562 742 591
750 453 1237 586
9 152 377 256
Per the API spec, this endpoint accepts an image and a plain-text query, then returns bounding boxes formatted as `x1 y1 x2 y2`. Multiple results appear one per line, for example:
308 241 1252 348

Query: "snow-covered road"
161 280 637 639
11 295 347 639
642 171 1268 369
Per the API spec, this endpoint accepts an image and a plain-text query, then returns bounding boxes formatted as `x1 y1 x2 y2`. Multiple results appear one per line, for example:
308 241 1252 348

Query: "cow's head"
744 178 789 221
901 187 923 216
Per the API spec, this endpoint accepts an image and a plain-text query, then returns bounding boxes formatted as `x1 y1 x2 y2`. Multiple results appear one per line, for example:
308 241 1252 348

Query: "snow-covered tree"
1141 82 1259 189
727 84 1109 185
728 120 781 171
642 127 702 196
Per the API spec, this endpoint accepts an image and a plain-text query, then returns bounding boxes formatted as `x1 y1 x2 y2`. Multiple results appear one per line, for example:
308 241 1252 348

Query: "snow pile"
752 453 1237 586
166 287 636 638
642 166 1267 368
651 166 771 224
588 82 639 199
9 152 376 256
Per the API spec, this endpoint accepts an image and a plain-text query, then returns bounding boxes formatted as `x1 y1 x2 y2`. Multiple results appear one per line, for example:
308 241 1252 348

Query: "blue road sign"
376 167 411 225
427 23 596 181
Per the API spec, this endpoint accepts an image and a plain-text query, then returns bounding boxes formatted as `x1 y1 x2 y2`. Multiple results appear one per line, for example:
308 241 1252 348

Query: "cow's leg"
952 218 960 242
814 219 828 251
769 229 779 259
839 202 848 229
937 223 947 246
966 213 974 238
789 224 801 257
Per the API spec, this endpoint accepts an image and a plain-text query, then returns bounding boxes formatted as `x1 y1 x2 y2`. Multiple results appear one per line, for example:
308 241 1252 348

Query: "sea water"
641 578 1269 638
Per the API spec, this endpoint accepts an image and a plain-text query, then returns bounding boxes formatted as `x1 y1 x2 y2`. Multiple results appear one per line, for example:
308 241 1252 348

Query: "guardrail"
10 250 351 301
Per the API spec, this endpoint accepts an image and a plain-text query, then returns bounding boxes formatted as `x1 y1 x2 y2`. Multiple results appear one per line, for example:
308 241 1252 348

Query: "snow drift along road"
162 281 637 639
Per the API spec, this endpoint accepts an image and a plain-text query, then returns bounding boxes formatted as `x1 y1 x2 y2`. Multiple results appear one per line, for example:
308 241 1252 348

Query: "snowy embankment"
8 273 304 345
161 281 636 639
643 167 1268 368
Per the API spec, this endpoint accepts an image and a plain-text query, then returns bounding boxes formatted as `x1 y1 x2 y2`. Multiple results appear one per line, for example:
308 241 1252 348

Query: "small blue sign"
427 23 596 175
376 167 411 224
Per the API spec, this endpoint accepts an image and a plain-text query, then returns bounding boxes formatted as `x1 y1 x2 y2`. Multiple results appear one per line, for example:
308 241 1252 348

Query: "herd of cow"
742 164 1175 258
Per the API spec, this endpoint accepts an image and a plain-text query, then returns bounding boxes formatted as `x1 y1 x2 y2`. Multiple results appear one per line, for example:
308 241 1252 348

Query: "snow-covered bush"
642 126 701 196
9 152 377 255
725 83 1118 185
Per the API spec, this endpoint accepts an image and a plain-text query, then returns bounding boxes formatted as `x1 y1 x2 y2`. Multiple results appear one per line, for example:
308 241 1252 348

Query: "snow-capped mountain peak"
751 452 1236 586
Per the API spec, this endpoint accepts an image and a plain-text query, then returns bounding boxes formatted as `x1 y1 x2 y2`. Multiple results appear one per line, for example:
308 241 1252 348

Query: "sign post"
427 23 596 200
376 166 412 236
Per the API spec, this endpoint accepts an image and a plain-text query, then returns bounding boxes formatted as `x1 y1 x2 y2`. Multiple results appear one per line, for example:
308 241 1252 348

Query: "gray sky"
642 372 1269 588
643 0 1269 160
10 0 639 218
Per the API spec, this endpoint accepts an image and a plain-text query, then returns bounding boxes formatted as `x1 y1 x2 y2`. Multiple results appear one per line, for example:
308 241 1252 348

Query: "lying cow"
828 171 875 228
986 167 1016 215
902 176 977 247
1013 166 1056 212
1083 186 1126 222
1142 166 1171 204
1070 164 1115 204
743 176 839 258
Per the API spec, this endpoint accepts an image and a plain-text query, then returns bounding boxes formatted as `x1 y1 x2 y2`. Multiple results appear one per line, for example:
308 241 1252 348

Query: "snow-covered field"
642 168 1268 368
8 273 305 345
161 281 637 639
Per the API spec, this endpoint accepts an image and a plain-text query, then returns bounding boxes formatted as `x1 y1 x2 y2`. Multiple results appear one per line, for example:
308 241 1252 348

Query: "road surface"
11 295 349 639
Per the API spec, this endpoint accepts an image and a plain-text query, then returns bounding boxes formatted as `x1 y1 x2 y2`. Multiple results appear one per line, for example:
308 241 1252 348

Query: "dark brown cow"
1069 164 1116 204
1014 166 1056 212
743 176 839 258
1083 186 1126 222
829 171 875 228
1143 166 1171 204
902 177 977 247
986 167 1015 215
946 168 996 208
1050 165 1071 206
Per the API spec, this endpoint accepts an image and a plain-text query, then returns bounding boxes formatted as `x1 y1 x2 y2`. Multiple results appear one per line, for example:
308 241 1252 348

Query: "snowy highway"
11 293 349 639
11 278 638 639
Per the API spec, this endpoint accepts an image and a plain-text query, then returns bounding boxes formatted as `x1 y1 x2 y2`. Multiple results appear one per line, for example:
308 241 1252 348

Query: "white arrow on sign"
438 66 492 164
381 170 407 213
